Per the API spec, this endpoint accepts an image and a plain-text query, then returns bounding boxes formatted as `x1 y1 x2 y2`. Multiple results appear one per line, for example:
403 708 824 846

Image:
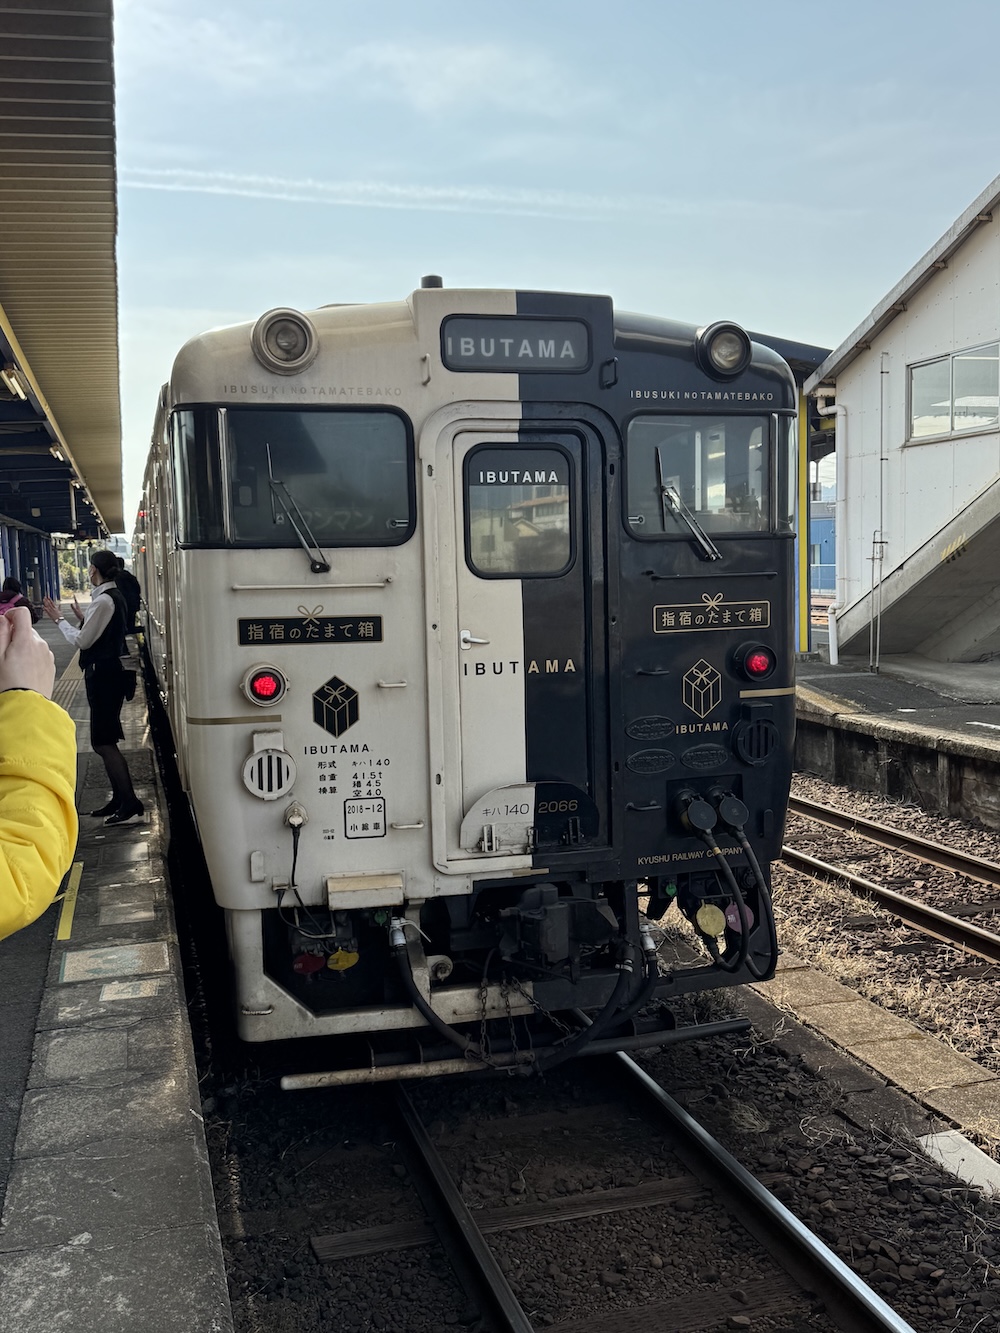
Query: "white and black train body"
136 282 797 1083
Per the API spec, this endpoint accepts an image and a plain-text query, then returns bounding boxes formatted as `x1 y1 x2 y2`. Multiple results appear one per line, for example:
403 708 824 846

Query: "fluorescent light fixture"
50 446 65 462
1 365 27 400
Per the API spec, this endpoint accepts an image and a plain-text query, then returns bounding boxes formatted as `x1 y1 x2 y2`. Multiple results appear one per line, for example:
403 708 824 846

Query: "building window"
909 344 999 439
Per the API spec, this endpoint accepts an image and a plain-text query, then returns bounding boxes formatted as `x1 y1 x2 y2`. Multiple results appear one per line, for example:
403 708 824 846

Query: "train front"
147 287 797 1082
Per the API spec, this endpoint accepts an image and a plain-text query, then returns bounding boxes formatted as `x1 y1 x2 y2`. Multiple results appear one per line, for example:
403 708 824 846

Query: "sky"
113 0 1000 528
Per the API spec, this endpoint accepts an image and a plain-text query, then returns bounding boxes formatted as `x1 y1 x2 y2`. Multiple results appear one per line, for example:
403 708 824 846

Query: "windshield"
626 415 769 537
225 408 412 547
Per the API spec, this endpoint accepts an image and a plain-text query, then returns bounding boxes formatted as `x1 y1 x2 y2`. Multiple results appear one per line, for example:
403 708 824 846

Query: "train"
134 279 797 1085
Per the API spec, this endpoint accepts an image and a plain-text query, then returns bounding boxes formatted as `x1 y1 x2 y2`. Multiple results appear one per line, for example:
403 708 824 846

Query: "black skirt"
85 660 127 746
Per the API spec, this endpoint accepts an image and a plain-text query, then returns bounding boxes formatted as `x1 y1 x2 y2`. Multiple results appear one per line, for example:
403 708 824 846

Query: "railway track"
784 796 1000 964
309 1058 916 1333
787 796 1000 888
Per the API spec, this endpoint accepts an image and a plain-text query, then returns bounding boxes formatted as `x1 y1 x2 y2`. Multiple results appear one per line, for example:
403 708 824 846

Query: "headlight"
696 322 752 379
250 308 319 375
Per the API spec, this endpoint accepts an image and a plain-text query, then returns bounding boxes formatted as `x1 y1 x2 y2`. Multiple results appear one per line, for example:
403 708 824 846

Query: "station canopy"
0 0 120 540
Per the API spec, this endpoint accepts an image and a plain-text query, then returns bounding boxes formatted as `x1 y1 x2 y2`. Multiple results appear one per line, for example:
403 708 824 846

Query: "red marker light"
251 673 279 699
745 650 773 677
242 664 287 706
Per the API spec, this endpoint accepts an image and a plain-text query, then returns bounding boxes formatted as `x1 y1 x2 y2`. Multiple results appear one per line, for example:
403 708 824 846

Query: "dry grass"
772 864 1000 1077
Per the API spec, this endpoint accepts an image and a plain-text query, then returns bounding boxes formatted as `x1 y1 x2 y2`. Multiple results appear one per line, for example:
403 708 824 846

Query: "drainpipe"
869 353 890 675
815 395 846 666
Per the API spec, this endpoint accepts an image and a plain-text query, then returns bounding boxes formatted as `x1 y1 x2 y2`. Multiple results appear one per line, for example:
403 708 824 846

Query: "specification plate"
344 798 386 839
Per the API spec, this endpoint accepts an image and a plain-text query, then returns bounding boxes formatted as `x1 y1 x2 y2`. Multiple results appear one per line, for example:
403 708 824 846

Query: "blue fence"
810 563 835 595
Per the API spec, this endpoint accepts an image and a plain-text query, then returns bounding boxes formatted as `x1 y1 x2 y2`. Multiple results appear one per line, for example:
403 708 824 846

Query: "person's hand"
71 597 84 625
42 596 62 624
0 606 56 698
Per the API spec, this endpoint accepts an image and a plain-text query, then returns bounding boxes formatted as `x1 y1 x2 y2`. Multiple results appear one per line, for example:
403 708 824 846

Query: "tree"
59 553 79 594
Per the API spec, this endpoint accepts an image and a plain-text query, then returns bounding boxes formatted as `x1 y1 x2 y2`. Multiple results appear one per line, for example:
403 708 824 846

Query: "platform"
0 619 232 1332
800 650 1000 717
796 652 1000 828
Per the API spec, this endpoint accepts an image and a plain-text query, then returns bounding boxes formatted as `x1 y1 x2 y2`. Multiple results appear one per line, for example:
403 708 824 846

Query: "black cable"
606 945 661 1027
392 930 492 1063
707 791 778 980
678 796 750 974
698 830 753 974
277 816 345 942
534 943 637 1072
730 827 779 980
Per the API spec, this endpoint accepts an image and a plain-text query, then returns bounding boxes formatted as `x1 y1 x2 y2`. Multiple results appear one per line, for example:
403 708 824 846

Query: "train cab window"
779 418 796 533
626 415 769 537
465 446 574 576
172 410 226 545
224 409 413 547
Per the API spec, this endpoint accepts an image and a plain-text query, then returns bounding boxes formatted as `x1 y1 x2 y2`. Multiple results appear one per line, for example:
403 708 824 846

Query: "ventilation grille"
734 720 780 768
242 749 296 801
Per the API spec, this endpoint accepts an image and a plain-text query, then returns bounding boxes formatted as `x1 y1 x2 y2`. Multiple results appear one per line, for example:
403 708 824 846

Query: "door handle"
460 629 490 649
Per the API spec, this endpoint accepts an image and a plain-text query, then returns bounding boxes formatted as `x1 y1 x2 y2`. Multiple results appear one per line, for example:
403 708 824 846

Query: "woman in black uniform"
42 549 143 825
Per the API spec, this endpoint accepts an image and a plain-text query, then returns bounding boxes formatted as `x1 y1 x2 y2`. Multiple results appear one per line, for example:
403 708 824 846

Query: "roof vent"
421 274 443 288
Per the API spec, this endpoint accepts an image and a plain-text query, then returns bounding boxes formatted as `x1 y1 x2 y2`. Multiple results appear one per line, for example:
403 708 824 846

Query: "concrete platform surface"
798 653 1000 748
0 622 232 1333
750 953 1000 1143
795 651 1000 826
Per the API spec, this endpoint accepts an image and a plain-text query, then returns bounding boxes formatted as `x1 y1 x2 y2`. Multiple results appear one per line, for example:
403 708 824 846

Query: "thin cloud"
120 167 688 222
121 166 852 228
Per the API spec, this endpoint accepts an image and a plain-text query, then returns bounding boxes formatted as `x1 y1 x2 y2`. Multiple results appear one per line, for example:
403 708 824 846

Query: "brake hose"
390 919 493 1063
602 928 661 1028
536 941 637 1072
391 918 642 1073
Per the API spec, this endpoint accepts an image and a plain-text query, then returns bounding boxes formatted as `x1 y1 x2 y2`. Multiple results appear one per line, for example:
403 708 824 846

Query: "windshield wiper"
656 448 722 562
265 443 331 574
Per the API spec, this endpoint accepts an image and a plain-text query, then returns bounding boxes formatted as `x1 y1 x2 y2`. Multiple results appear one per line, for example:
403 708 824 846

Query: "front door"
428 418 609 870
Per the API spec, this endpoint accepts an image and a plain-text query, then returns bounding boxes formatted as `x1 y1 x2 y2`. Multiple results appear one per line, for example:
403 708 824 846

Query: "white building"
806 174 1000 663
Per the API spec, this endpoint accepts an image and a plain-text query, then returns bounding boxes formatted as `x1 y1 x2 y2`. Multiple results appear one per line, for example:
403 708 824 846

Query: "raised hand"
0 606 56 698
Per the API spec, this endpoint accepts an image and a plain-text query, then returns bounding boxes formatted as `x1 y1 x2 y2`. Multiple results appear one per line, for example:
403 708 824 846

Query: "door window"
464 446 574 577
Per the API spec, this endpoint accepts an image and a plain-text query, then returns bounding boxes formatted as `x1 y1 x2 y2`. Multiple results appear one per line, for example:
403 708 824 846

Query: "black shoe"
105 800 144 826
90 799 120 818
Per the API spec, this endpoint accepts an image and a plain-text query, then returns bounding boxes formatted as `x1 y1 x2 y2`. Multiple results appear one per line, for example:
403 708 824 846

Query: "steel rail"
781 845 1000 965
615 1052 918 1333
787 795 1000 888
395 1053 916 1333
393 1083 534 1333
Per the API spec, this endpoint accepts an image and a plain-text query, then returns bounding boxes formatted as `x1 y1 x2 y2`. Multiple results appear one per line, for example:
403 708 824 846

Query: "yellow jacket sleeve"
0 690 79 941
